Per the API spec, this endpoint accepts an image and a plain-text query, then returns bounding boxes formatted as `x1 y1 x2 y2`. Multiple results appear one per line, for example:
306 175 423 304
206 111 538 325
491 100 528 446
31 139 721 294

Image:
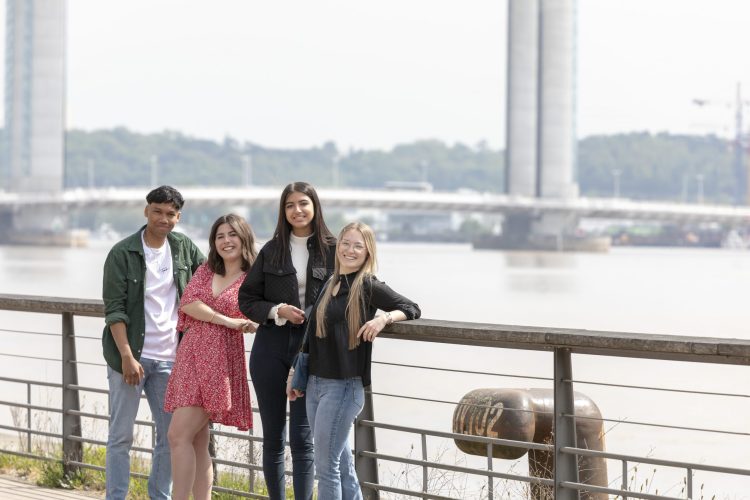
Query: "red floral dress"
164 263 252 430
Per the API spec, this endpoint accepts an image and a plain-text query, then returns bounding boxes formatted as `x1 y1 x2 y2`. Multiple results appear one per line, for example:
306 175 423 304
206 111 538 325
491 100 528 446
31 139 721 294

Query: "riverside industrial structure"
0 0 748 249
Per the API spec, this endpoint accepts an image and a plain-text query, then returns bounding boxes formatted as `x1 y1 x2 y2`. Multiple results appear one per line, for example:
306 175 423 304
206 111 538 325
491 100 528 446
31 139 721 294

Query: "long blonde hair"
315 222 378 349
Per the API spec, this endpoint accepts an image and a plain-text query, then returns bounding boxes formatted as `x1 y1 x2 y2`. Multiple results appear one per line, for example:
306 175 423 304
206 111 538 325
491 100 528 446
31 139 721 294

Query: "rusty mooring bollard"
453 388 607 500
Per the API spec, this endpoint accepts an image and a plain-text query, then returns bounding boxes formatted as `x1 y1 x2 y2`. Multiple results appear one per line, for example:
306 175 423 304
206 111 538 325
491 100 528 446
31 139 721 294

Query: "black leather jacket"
238 237 336 325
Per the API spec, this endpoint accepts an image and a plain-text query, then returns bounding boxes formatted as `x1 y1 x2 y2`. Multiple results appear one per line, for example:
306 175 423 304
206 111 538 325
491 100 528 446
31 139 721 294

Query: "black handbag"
290 351 309 391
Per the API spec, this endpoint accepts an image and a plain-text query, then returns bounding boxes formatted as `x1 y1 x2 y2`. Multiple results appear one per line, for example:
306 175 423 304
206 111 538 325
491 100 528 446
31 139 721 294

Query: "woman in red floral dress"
165 214 258 500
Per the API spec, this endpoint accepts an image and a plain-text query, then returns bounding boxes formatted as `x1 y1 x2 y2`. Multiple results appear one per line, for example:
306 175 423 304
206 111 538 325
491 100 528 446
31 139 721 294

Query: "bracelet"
209 311 217 324
384 311 393 325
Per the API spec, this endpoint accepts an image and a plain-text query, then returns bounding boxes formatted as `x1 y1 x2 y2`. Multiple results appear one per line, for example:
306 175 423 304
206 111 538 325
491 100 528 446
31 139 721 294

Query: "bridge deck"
0 475 102 499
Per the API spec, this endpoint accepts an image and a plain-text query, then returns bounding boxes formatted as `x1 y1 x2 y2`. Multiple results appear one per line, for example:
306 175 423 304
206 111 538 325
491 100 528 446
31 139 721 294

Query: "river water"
0 240 748 498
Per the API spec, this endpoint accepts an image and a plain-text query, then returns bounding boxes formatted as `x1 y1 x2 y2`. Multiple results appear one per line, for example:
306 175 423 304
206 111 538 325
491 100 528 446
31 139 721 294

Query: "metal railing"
0 293 748 499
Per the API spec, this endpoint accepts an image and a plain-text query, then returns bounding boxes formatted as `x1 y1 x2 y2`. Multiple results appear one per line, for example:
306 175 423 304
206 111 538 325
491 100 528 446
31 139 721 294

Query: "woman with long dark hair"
165 214 258 500
288 221 420 499
238 181 336 499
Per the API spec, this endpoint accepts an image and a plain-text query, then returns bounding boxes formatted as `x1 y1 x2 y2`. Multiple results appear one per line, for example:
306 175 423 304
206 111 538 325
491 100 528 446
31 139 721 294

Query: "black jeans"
249 322 314 500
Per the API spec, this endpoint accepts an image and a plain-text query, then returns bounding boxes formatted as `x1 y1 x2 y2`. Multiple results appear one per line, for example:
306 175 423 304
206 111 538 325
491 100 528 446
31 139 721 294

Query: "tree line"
59 127 737 204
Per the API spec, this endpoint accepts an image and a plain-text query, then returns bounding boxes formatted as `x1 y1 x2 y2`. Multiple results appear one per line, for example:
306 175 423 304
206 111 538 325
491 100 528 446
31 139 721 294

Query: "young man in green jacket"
102 185 205 500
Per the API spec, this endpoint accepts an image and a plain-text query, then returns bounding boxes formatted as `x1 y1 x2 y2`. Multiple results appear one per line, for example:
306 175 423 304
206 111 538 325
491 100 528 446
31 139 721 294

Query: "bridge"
4 1 749 248
4 186 750 224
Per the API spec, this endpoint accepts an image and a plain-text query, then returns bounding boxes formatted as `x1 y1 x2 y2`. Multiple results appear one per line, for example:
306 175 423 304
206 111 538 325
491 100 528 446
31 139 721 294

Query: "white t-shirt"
290 233 310 309
271 234 311 325
140 231 179 361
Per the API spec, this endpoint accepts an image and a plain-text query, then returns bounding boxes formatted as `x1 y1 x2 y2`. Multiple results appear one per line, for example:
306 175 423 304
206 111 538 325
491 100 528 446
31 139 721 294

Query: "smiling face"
285 191 315 236
214 222 244 265
337 228 369 274
143 202 180 243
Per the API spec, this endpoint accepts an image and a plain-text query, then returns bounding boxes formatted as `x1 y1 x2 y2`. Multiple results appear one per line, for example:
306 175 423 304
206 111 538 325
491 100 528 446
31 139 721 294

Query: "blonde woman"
288 222 420 500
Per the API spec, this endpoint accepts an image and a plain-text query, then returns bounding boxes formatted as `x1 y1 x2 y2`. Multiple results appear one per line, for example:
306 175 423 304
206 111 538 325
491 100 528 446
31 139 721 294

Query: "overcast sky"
15 1 750 149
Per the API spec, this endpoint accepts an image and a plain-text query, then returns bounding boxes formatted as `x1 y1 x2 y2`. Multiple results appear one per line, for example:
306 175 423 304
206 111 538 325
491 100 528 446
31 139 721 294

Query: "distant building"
3 0 66 192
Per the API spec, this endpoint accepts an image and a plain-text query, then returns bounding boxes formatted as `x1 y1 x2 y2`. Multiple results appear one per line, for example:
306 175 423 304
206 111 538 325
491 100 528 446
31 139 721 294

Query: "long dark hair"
270 182 335 268
207 214 258 276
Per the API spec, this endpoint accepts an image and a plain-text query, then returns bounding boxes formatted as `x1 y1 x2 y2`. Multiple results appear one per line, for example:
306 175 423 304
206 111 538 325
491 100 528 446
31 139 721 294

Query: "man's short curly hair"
146 185 184 210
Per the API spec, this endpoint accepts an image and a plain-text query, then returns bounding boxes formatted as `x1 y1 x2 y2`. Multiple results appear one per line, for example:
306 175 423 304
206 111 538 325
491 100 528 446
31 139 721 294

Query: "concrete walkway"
0 475 103 499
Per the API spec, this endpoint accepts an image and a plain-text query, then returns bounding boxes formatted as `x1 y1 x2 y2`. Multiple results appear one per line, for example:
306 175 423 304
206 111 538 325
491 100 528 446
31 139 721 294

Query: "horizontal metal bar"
373 360 552 382
384 318 750 365
370 391 553 415
361 481 459 500
359 451 554 485
67 409 108 420
0 399 62 413
559 481 684 500
63 413 154 429
561 446 750 477
358 419 552 452
210 428 263 443
0 328 59 337
212 484 268 499
64 435 103 447
66 435 153 455
67 428 277 462
0 448 59 463
70 360 108 367
0 375 61 388
0 294 104 316
565 412 750 436
67 384 109 394
67 460 104 472
212 458 293 478
0 352 60 362
212 457 262 472
3 293 750 364
0 424 61 440
567 378 750 398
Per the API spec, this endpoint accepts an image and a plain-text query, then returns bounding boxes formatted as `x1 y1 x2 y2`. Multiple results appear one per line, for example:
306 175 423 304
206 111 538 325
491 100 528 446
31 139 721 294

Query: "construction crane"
692 82 750 205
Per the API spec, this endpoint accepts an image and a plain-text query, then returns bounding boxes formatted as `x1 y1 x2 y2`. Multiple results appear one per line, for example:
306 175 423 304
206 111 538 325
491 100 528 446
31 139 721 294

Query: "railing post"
355 387 379 499
486 442 494 500
554 347 579 500
61 312 82 476
248 428 256 494
26 383 32 452
421 433 428 499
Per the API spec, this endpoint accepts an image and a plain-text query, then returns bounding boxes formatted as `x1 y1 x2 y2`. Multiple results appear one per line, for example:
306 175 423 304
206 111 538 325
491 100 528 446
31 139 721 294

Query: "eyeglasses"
339 240 366 253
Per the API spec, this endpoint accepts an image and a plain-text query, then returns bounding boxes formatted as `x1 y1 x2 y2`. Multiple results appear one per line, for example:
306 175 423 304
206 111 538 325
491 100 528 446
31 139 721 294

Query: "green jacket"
102 226 205 373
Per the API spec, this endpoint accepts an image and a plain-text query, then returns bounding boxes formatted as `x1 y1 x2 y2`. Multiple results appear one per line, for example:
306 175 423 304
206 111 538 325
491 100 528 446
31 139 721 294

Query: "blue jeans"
106 357 174 500
306 375 365 500
250 323 314 500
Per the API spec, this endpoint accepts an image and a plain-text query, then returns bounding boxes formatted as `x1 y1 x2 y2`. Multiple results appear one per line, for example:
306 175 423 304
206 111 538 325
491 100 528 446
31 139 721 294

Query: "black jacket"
306 274 421 387
238 237 336 325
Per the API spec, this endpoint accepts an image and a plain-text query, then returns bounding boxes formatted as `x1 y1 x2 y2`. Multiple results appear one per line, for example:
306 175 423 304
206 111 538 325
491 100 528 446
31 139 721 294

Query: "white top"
140 231 179 361
270 233 311 326
290 233 310 309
